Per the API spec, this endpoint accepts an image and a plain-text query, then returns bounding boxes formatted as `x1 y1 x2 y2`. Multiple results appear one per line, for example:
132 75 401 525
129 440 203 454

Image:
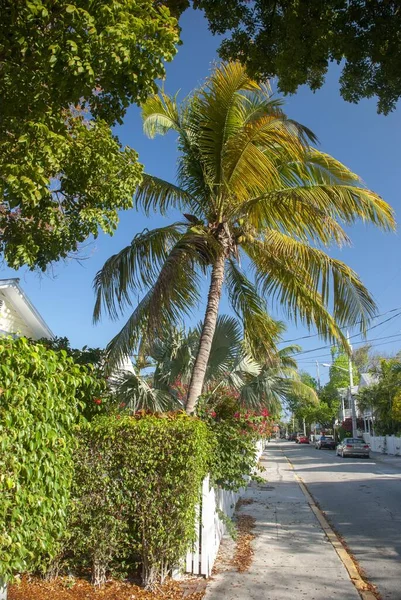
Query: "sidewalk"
204 443 360 600
370 451 401 468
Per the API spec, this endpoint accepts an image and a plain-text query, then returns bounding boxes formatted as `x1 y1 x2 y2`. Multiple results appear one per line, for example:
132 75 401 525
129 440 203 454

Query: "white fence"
185 440 264 577
363 433 401 455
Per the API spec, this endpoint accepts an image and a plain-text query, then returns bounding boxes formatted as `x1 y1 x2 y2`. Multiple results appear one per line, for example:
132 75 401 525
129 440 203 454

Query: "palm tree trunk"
186 253 226 414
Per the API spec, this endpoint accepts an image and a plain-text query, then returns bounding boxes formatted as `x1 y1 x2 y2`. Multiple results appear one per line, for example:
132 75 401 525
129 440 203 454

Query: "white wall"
0 294 36 339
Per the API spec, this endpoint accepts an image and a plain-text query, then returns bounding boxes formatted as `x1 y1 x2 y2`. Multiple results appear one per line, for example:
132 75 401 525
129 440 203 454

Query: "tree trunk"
186 253 226 414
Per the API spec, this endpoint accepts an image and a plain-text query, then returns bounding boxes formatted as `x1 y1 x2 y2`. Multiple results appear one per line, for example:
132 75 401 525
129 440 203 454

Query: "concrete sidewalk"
370 451 401 468
204 443 360 600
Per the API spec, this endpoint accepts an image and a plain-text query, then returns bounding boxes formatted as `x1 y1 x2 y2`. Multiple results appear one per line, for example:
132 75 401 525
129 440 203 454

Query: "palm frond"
104 233 211 369
112 370 180 412
142 90 181 138
277 345 302 370
240 368 285 414
225 259 282 362
135 174 198 216
224 115 312 203
93 224 184 322
199 314 243 384
245 232 377 341
189 62 260 187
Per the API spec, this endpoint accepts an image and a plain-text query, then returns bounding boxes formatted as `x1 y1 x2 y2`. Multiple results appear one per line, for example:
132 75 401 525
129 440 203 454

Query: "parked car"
315 435 336 450
298 435 309 444
288 433 298 441
295 432 304 443
336 438 370 458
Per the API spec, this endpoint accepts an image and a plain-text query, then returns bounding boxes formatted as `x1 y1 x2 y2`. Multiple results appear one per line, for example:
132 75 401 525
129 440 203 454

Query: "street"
280 440 401 600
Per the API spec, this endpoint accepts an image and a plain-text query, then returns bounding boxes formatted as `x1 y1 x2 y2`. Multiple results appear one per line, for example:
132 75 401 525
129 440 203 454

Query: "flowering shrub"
341 417 365 433
199 394 272 491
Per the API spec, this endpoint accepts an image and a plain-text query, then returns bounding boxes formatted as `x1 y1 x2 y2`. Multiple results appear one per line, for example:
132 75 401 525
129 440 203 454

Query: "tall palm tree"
93 62 394 414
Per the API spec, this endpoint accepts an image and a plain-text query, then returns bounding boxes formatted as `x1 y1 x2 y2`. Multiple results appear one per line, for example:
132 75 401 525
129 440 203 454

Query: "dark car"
315 435 336 450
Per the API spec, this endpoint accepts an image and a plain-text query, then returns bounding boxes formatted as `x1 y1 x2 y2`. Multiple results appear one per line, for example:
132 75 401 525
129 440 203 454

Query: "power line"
289 312 401 357
295 333 401 364
279 306 401 345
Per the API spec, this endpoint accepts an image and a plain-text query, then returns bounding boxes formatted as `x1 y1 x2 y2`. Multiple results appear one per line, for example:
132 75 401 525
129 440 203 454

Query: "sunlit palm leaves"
94 61 394 404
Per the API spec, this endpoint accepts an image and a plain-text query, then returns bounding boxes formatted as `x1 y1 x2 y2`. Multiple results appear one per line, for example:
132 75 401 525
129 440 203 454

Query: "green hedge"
0 337 101 582
70 413 212 586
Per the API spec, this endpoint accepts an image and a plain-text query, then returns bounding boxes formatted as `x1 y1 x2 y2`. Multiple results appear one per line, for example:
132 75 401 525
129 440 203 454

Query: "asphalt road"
279 440 401 600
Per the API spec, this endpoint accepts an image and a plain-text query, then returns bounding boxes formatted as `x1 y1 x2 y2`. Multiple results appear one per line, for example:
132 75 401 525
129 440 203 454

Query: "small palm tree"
94 62 394 414
115 314 316 416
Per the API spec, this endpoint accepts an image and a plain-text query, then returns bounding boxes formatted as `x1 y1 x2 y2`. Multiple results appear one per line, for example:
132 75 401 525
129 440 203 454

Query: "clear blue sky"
2 9 401 384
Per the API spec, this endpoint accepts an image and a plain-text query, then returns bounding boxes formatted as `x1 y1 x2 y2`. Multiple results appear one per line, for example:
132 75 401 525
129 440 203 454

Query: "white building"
0 278 53 340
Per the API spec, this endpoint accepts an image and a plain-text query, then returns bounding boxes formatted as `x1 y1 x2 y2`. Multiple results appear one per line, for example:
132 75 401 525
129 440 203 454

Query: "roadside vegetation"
0 2 397 599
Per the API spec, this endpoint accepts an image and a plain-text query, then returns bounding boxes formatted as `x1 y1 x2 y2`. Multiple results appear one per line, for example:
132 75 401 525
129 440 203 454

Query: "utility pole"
316 360 321 390
347 330 357 438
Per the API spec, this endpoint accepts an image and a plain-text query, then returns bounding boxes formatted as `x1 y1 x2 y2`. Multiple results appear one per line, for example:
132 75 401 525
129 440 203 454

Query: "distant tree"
358 356 401 435
352 343 387 374
167 0 401 114
0 0 179 270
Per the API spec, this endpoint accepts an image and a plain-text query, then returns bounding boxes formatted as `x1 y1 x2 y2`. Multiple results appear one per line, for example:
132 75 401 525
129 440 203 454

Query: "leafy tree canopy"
166 0 401 114
0 0 179 270
358 354 401 435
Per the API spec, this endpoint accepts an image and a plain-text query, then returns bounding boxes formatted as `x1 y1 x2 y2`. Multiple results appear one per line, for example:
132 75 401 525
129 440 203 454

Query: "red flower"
93 398 102 405
210 411 217 418
119 402 126 408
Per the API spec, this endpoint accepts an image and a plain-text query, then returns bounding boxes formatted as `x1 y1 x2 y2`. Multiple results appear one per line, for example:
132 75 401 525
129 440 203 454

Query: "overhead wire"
295 333 401 364
279 306 401 345
287 311 401 357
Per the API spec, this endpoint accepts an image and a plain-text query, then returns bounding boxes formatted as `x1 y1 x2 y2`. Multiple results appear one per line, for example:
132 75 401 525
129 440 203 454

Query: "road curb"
282 451 379 600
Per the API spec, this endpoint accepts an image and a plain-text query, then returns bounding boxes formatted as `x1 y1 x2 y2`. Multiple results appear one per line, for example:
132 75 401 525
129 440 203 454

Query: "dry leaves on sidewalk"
231 514 256 573
9 576 205 600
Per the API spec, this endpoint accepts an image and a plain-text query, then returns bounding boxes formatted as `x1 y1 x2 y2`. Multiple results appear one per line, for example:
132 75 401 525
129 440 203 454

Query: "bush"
0 337 102 582
70 412 212 587
200 395 270 491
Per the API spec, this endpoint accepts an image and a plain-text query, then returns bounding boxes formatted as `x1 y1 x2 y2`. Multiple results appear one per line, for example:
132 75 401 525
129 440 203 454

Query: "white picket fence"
363 433 401 455
185 440 264 577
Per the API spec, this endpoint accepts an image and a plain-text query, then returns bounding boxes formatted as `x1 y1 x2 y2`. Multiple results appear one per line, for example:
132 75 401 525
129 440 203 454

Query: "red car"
298 435 309 444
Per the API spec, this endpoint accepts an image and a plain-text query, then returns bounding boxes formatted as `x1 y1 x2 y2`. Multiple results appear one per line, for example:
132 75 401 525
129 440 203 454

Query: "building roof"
0 278 54 340
359 372 379 389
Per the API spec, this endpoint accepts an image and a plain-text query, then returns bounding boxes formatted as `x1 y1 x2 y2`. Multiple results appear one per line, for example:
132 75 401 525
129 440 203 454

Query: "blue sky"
2 9 401 384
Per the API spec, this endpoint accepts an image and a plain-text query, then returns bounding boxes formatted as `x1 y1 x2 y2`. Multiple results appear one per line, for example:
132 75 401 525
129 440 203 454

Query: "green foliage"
0 337 101 582
358 356 401 435
94 61 393 403
36 336 109 421
37 336 105 367
199 394 268 491
328 348 359 389
187 0 401 114
70 413 212 586
0 0 179 269
303 401 337 430
1 115 142 270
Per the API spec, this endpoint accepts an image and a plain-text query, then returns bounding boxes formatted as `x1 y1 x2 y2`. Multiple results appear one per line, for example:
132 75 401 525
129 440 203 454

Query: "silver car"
336 438 370 458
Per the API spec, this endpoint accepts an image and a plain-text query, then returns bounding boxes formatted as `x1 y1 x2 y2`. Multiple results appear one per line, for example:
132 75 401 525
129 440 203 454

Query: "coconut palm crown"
93 62 394 414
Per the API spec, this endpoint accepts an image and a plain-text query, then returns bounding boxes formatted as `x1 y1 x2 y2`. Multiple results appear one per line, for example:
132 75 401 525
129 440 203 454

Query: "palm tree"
93 62 394 414
114 314 316 416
